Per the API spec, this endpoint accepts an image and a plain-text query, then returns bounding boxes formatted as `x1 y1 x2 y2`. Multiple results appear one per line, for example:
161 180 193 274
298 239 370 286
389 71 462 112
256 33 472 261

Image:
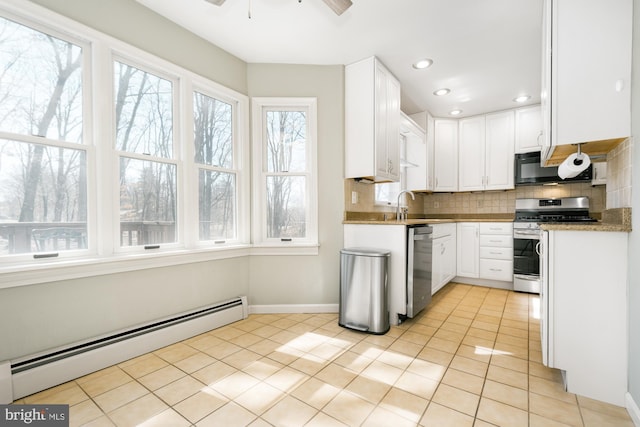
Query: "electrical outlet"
351 191 358 204
434 201 440 208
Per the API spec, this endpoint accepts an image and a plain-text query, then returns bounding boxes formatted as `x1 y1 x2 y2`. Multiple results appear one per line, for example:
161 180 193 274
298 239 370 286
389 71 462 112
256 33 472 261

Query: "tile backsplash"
606 137 633 208
345 179 606 217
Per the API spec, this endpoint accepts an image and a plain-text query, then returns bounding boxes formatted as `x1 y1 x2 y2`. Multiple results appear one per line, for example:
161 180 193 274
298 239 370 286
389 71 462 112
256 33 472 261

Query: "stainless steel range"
513 197 596 293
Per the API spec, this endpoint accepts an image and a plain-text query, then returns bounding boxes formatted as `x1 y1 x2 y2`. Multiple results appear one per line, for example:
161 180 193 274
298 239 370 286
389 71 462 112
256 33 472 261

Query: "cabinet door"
515 105 542 153
457 223 479 278
485 111 515 190
374 64 390 178
433 119 458 191
432 240 443 295
403 114 427 191
442 235 457 283
458 116 486 191
385 73 401 180
551 0 631 146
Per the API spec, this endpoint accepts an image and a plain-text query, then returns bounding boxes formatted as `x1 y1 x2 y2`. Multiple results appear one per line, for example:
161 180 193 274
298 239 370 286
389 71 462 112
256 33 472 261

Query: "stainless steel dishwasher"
407 225 433 317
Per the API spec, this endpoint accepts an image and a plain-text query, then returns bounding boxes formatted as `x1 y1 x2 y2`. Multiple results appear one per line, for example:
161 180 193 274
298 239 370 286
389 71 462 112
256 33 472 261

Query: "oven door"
513 227 541 293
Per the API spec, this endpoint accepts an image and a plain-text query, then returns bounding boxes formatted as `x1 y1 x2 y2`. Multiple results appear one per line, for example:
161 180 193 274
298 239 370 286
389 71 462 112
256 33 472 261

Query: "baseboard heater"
1 296 248 403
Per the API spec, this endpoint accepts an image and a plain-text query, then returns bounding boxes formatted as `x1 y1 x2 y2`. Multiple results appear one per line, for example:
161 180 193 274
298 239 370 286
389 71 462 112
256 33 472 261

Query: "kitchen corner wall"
606 137 634 208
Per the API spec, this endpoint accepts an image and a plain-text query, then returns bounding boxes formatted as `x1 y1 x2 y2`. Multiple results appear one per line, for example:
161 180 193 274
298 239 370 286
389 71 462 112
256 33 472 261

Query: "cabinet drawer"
480 246 513 260
431 223 456 239
480 222 513 235
480 259 513 282
479 234 512 248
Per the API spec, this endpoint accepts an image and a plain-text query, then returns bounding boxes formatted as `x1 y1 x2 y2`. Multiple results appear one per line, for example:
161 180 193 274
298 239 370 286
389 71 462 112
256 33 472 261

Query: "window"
0 15 88 259
193 91 237 242
252 98 317 249
0 2 250 285
114 60 177 248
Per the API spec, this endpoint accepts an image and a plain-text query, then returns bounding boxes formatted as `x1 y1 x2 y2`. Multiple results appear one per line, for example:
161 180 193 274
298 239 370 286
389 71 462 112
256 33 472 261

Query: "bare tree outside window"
114 61 176 247
193 92 236 241
265 110 307 239
0 17 87 255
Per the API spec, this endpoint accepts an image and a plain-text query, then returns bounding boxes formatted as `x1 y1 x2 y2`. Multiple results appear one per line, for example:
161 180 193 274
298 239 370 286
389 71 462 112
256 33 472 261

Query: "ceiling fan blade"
205 0 226 6
322 0 352 15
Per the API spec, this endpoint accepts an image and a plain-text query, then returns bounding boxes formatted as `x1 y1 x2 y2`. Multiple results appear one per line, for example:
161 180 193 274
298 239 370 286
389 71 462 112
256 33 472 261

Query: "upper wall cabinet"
433 119 458 192
515 105 542 154
345 57 401 182
541 0 632 165
401 113 429 192
458 110 515 192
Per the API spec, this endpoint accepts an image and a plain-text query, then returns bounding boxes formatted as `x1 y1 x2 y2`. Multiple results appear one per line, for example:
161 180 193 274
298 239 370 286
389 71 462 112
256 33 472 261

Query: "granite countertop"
343 212 514 225
539 208 632 232
344 208 632 232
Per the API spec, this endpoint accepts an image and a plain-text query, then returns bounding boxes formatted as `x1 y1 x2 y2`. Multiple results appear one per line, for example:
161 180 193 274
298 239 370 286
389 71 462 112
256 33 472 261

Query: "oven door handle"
535 241 542 256
514 230 541 238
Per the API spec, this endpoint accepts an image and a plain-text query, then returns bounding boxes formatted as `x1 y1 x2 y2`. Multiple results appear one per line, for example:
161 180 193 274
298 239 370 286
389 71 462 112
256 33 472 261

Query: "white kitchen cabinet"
408 111 435 191
515 105 542 153
455 222 513 285
458 111 514 192
458 116 485 191
433 119 458 192
345 56 401 181
402 113 428 192
479 222 513 282
456 223 479 278
432 223 456 294
541 0 631 157
541 229 627 406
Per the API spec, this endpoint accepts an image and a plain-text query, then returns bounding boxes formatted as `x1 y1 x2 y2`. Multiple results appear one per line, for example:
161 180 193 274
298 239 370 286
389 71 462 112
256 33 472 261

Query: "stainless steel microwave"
515 152 592 185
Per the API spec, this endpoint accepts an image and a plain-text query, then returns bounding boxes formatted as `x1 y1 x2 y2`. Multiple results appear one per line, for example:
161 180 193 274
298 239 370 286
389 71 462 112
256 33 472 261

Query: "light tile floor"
14 283 635 426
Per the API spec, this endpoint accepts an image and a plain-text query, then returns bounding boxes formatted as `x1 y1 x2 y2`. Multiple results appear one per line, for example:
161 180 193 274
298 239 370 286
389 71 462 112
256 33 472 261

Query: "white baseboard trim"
249 304 339 314
627 392 640 427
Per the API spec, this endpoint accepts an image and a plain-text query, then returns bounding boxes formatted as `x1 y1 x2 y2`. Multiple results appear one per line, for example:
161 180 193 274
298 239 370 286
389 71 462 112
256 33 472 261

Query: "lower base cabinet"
432 224 456 295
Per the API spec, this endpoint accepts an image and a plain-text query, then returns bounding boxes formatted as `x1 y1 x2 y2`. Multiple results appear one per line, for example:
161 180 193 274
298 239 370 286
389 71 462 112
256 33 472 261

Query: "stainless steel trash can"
339 247 390 334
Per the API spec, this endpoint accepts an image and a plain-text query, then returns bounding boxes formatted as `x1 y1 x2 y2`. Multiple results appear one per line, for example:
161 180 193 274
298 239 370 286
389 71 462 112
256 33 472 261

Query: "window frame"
251 97 318 254
0 0 251 289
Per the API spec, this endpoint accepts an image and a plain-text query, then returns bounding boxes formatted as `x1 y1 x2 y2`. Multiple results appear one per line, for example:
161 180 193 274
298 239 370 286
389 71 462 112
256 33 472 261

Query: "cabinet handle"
490 268 502 272
489 240 501 243
490 251 501 255
489 227 501 231
537 131 543 146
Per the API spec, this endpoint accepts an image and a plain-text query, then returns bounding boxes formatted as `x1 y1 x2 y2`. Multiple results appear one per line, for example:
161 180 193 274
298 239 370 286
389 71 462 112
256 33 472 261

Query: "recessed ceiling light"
513 94 531 103
433 88 450 96
450 109 462 116
412 59 433 70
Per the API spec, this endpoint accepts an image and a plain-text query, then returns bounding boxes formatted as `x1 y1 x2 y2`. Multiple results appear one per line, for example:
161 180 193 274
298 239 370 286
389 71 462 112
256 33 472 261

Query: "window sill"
0 245 251 290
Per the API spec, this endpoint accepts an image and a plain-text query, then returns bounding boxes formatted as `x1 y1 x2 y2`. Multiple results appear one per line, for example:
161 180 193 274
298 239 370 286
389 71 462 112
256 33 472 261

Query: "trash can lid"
341 247 391 257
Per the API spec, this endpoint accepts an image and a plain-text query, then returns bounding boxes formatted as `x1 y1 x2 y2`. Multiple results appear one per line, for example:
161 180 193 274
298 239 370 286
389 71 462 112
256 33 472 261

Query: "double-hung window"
193 89 239 244
114 59 178 249
0 15 89 260
252 98 317 250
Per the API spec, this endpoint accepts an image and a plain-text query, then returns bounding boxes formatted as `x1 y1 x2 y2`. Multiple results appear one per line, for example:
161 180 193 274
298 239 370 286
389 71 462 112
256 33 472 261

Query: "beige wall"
247 64 345 306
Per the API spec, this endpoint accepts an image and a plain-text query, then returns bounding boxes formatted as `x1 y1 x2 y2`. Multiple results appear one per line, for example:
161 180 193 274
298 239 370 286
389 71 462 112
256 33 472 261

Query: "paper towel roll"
558 152 591 179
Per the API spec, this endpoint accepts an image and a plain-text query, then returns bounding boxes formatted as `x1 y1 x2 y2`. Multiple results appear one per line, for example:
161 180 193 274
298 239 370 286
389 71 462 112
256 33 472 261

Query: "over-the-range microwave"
514 151 592 186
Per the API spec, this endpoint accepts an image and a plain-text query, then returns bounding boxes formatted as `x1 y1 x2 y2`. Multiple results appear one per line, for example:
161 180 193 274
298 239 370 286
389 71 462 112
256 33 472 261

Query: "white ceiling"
137 0 543 118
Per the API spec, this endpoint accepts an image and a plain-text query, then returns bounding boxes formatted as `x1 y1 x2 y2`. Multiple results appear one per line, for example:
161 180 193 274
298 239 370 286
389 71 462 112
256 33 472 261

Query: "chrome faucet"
396 190 415 221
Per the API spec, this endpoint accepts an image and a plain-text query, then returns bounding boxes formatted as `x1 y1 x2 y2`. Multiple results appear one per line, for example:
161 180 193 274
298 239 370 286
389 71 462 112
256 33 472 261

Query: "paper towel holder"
558 143 591 179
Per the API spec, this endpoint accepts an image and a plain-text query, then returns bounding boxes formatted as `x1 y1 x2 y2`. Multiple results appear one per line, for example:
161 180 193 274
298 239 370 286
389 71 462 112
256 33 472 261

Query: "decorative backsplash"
606 137 633 208
345 179 606 217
